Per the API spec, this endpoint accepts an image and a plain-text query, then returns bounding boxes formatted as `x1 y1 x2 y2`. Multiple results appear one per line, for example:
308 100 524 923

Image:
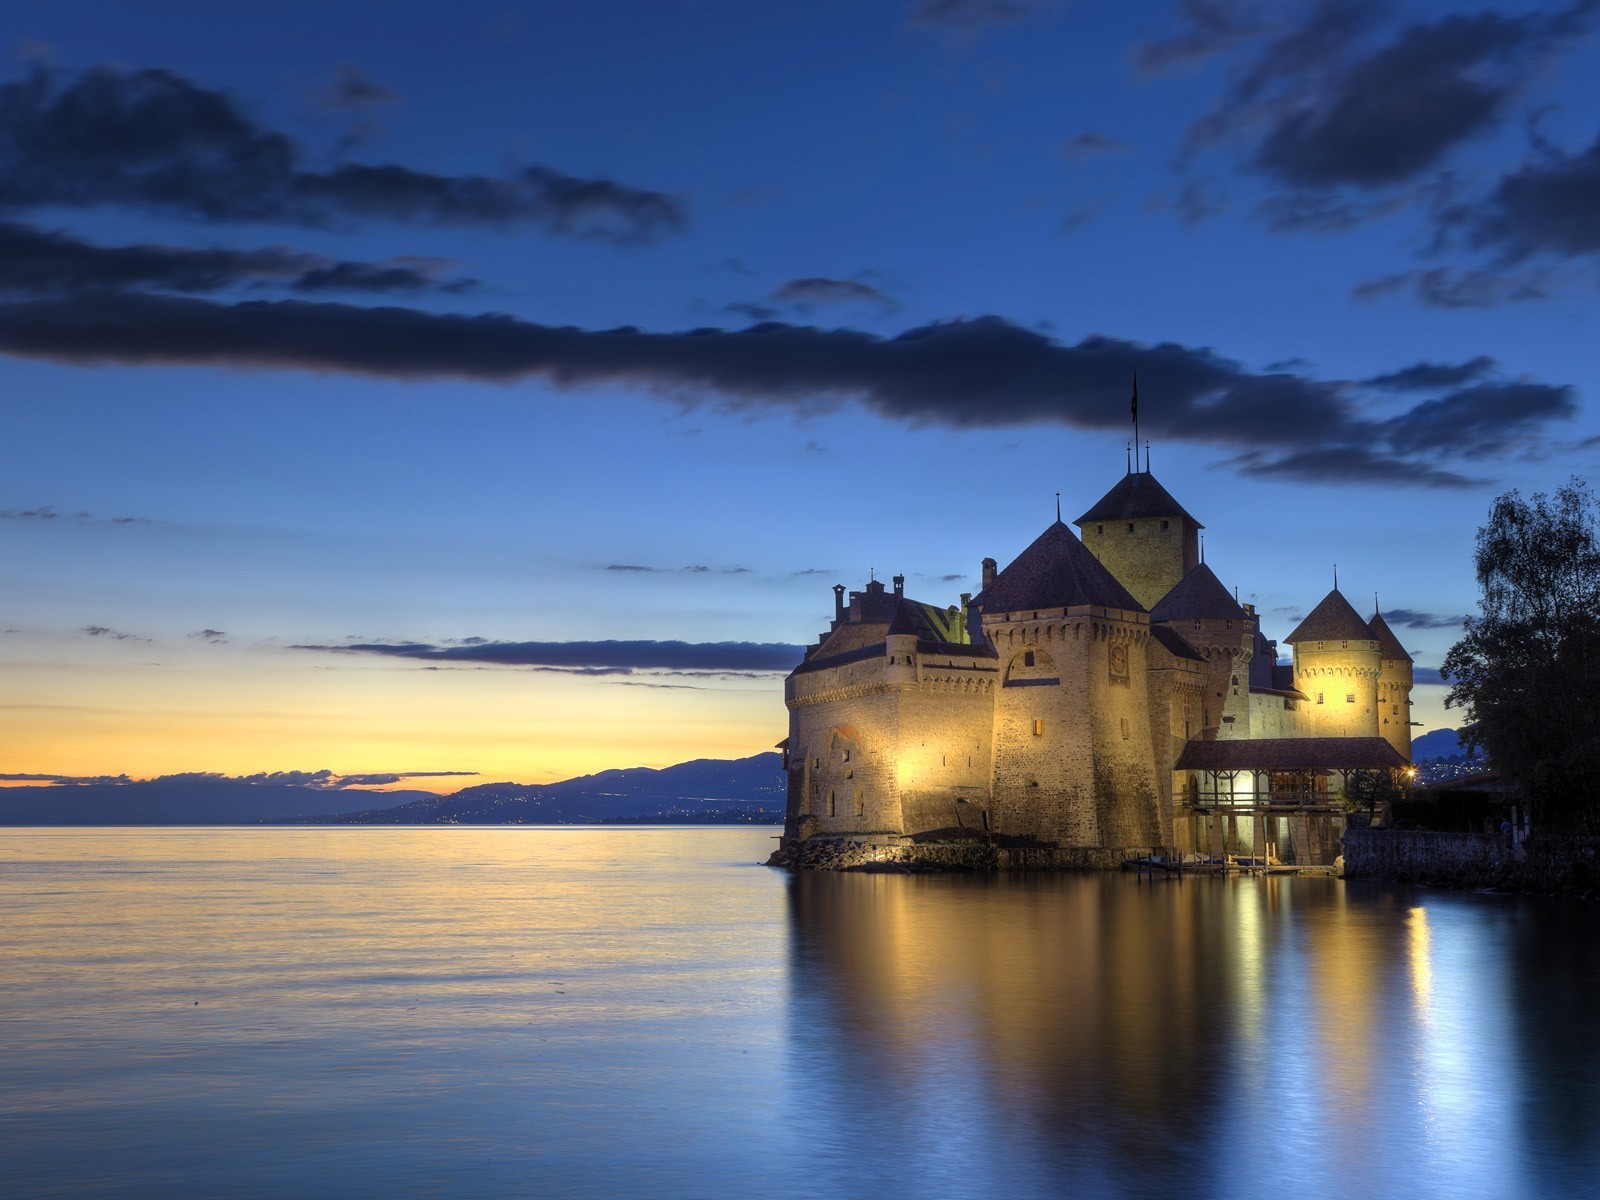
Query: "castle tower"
1284 588 1382 739
1148 562 1255 740
973 520 1162 851
1368 607 1415 761
1075 471 1202 610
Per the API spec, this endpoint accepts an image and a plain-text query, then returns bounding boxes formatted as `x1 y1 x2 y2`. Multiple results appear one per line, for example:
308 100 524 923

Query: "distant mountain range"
0 754 786 826
1411 728 1479 762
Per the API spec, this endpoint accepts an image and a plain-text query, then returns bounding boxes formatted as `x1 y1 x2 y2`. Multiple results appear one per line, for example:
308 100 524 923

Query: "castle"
776 464 1413 867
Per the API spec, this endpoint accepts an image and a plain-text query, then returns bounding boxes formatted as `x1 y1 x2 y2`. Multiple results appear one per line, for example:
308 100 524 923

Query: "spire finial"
1126 442 1132 474
1055 491 1061 523
870 566 875 583
1200 533 1205 564
1374 591 1379 617
1130 371 1140 471
1333 563 1338 591
1144 440 1151 473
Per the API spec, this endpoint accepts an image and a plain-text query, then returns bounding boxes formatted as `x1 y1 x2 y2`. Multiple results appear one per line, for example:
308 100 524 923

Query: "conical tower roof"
974 521 1143 614
1149 562 1246 623
1285 588 1375 644
1075 471 1203 527
1368 610 1413 663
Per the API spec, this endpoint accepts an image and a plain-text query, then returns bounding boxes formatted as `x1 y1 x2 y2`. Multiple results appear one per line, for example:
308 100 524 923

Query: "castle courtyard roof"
1368 610 1414 663
1175 736 1407 772
1149 562 1247 623
1075 471 1203 527
1284 588 1377 645
973 520 1143 615
794 592 994 676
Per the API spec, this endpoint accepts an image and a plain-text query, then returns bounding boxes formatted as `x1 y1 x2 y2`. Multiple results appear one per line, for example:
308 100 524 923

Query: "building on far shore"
775 464 1412 867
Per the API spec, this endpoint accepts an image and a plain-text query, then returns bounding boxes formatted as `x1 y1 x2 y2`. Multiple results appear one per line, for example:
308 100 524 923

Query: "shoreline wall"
1343 828 1600 896
766 835 1130 872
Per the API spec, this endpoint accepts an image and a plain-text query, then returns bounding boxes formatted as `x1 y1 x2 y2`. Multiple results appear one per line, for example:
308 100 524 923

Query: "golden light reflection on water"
3 832 1598 1199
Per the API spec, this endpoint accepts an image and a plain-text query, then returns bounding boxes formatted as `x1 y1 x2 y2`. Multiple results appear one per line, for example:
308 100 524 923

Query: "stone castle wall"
1081 517 1197 610
1293 643 1381 738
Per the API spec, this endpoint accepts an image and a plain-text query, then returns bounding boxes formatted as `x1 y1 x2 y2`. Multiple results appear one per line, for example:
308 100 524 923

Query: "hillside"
317 753 786 824
0 779 437 825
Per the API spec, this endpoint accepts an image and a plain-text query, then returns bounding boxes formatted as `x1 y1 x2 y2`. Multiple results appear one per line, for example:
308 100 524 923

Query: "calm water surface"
2 827 1597 1198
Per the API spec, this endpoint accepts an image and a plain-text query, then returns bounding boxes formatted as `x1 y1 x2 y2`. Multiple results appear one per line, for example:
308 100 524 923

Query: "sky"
4 0 1599 789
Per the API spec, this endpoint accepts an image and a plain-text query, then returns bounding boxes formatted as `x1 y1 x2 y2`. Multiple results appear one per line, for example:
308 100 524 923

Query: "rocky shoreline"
766 835 1131 873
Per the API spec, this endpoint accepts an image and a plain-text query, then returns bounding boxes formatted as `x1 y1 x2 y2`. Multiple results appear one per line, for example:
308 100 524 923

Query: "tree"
1442 479 1600 834
1342 768 1406 826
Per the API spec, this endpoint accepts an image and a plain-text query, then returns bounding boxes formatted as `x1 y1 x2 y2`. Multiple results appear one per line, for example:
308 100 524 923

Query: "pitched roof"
887 597 972 648
1284 588 1377 645
1175 736 1407 771
1368 611 1414 663
1075 471 1203 527
973 521 1144 614
1149 562 1246 623
1149 624 1205 662
796 592 992 676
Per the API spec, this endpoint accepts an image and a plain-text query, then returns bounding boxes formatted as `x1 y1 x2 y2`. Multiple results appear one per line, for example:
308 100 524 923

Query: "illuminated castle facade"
777 468 1413 865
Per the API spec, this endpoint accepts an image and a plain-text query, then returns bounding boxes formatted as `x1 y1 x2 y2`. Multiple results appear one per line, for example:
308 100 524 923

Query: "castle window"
1097 524 1103 535
828 790 836 817
1392 705 1399 715
1033 719 1044 737
1226 619 1233 630
1194 620 1202 631
1126 522 1135 533
1341 640 1348 649
856 792 865 818
1024 650 1035 667
1316 692 1324 704
1231 675 1239 686
1161 520 1169 531
842 748 850 763
1346 693 1356 704
1120 717 1130 740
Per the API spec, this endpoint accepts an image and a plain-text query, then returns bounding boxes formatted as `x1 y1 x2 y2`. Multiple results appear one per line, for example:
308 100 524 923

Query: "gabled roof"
887 598 968 647
1368 611 1414 663
1149 624 1205 662
973 521 1143 615
1075 471 1203 527
1149 562 1246 623
1284 588 1377 645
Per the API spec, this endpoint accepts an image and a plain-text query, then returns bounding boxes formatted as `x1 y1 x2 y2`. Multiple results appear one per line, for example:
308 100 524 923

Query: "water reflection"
786 873 1598 1199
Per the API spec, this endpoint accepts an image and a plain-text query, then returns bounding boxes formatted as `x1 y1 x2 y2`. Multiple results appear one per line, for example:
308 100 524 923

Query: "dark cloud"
602 563 749 574
1 505 157 526
1454 130 1600 261
1255 191 1404 233
82 624 148 641
1351 266 1553 308
0 219 472 296
309 63 397 113
1414 667 1447 686
1381 608 1470 629
770 277 900 311
1363 357 1497 391
1133 0 1264 76
1061 132 1128 158
1148 178 1228 227
0 65 686 241
188 628 228 642
1382 382 1576 459
0 290 1577 489
908 0 1055 33
8 768 477 788
1188 2 1596 192
297 638 805 672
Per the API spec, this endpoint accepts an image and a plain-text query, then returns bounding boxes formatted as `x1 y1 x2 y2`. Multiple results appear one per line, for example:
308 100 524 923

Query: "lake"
2 827 1597 1198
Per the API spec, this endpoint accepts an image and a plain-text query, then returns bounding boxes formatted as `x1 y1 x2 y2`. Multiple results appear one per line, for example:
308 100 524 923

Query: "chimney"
832 584 846 623
981 557 997 590
892 573 904 598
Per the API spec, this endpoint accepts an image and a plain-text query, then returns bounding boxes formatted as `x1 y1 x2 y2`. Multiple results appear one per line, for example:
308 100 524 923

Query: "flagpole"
1131 371 1140 472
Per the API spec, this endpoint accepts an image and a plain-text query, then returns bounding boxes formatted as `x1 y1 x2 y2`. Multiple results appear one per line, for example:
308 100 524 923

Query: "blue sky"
4 0 1598 783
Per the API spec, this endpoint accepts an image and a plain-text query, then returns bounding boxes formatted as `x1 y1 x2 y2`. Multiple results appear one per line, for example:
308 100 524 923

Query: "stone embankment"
766 836 1127 872
1343 829 1600 897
